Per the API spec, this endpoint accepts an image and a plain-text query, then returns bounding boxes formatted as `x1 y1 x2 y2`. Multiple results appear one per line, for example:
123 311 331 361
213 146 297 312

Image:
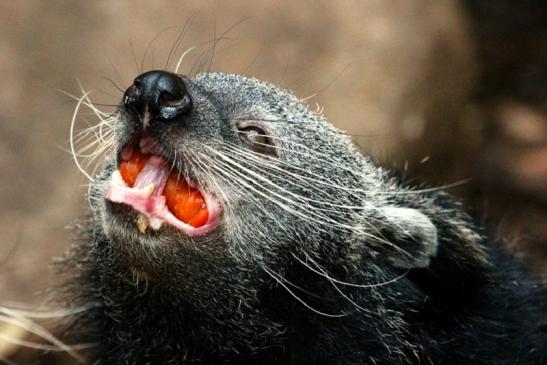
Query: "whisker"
69 92 95 182
174 46 197 74
165 14 197 70
0 310 92 363
261 266 347 318
0 303 100 319
292 253 409 289
142 26 177 72
129 40 141 75
103 76 125 94
216 144 366 204
0 333 92 353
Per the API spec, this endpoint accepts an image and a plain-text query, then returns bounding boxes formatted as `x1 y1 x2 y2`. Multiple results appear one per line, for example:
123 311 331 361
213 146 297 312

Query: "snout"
123 70 192 125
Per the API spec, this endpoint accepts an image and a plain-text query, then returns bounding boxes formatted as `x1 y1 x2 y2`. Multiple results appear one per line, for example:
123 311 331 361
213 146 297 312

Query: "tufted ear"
378 206 438 269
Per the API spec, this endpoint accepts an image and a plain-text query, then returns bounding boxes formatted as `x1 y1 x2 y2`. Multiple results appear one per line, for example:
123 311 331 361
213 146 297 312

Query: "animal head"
82 70 443 301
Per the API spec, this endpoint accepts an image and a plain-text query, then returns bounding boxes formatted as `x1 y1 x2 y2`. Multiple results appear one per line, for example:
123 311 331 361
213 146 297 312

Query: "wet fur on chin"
59 72 547 364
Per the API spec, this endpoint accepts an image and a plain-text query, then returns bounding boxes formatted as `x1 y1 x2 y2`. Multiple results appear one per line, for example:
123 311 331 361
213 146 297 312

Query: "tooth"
137 214 149 233
112 170 123 184
143 184 155 197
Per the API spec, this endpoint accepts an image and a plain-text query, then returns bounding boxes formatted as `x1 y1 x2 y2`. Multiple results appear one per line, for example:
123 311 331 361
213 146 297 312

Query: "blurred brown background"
0 0 546 361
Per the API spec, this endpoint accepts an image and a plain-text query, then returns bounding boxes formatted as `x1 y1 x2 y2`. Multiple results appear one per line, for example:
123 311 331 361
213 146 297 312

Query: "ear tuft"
378 206 438 269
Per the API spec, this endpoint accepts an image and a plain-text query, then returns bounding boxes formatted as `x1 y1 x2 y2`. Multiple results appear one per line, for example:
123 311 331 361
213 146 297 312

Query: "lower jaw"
99 205 227 280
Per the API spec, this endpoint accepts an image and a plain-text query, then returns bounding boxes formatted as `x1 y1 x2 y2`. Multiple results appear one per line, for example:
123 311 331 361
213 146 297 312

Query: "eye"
237 124 277 156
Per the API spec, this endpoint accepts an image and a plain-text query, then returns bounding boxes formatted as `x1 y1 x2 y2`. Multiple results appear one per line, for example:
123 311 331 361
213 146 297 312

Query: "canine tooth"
112 170 124 185
143 184 155 197
137 214 149 233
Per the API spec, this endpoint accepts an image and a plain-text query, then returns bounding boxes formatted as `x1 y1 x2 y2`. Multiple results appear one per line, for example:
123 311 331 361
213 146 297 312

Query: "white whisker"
292 253 409 289
69 91 95 182
261 266 347 318
174 46 197 74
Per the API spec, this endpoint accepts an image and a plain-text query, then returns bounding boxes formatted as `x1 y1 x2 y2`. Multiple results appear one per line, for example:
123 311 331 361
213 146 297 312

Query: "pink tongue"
134 156 170 196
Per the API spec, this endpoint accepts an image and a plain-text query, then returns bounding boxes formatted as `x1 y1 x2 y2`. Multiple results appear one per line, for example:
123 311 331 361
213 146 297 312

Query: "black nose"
124 70 192 121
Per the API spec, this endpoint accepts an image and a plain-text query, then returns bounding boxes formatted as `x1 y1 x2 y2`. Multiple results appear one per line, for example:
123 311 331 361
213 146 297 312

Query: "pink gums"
104 145 221 237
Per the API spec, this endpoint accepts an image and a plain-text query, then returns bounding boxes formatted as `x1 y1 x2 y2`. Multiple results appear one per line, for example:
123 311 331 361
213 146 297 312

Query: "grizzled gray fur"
60 72 546 365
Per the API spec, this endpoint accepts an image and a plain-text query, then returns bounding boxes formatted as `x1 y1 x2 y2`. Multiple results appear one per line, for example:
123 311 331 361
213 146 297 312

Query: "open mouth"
104 135 222 237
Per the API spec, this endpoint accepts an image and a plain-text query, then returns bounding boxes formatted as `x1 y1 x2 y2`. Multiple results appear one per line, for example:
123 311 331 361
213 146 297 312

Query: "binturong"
59 70 546 364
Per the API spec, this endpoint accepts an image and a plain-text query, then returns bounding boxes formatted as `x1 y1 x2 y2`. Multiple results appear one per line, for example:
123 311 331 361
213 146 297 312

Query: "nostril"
154 73 192 120
158 91 192 120
124 80 143 109
160 91 190 108
131 79 142 96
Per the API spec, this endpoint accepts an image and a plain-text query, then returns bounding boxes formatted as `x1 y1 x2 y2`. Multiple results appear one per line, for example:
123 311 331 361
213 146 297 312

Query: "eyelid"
235 121 277 156
235 121 273 139
236 120 268 130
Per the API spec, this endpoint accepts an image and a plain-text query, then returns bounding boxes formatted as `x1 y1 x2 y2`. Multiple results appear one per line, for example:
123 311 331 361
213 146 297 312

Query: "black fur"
62 206 547 364
59 72 546 364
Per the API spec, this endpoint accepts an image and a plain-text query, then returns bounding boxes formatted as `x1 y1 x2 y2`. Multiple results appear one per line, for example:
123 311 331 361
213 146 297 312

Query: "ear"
377 206 438 269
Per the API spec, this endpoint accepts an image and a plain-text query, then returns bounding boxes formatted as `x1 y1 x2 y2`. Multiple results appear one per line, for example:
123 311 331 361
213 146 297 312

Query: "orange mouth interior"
119 150 209 227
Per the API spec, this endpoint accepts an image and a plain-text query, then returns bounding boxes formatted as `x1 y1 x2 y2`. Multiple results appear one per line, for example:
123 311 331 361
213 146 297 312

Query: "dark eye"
238 125 277 156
